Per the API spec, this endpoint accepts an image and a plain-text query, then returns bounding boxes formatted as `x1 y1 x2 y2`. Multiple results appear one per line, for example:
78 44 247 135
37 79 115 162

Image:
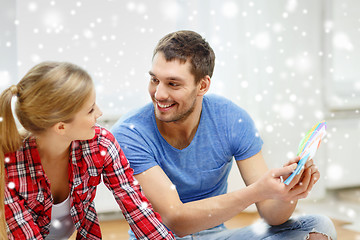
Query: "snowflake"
222 1 238 18
0 71 11 87
83 29 93 39
265 125 274 133
161 1 181 20
333 32 354 51
289 94 297 102
296 56 311 72
266 66 274 74
279 103 296 120
28 2 38 12
286 0 298 12
241 81 248 88
43 10 63 31
287 151 295 159
326 164 343 181
347 208 356 218
251 219 268 235
52 219 62 229
253 32 271 49
31 54 41 63
255 94 263 102
140 202 148 209
8 182 15 189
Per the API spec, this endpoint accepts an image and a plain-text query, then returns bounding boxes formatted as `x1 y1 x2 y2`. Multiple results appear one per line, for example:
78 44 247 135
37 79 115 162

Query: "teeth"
157 102 172 108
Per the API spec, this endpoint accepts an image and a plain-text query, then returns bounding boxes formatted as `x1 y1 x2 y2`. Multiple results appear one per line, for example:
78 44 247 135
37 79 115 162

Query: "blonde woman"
0 62 174 240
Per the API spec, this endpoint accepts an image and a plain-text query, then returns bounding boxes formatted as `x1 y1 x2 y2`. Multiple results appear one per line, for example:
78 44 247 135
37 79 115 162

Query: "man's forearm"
167 184 261 237
256 199 297 226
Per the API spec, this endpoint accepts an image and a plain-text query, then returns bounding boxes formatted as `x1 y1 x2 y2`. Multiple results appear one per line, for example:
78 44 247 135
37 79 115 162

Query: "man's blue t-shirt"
111 94 263 204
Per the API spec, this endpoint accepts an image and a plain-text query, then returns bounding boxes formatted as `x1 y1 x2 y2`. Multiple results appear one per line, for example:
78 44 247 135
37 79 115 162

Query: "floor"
70 210 360 239
298 188 360 238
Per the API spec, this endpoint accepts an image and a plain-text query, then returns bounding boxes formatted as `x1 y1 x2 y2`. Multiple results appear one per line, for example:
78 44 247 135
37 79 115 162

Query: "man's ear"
52 122 67 135
198 75 211 96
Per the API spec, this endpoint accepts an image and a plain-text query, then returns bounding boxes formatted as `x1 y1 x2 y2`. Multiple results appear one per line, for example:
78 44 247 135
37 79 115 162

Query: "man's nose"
154 82 168 101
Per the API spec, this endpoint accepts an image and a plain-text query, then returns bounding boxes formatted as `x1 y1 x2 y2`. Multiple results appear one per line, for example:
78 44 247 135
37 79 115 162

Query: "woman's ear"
52 122 66 136
198 75 211 96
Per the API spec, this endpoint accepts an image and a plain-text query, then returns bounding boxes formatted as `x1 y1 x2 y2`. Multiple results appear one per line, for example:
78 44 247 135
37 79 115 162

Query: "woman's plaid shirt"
4 126 174 240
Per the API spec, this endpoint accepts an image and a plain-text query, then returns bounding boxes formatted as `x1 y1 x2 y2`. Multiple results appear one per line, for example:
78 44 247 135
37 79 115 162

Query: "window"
324 0 360 112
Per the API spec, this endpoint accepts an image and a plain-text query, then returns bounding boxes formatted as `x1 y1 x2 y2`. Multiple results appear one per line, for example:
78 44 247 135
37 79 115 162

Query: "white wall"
0 0 17 89
2 0 359 213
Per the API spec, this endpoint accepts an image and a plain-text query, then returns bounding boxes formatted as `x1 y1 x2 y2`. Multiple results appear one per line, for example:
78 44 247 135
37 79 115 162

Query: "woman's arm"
101 136 174 240
5 189 44 240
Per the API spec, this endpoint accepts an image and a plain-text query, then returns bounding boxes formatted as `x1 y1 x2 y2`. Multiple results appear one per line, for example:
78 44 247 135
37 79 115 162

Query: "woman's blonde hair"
0 61 94 238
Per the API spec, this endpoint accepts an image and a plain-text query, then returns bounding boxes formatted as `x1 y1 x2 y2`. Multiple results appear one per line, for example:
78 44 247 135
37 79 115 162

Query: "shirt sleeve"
100 132 174 240
226 101 263 160
112 122 158 175
5 187 43 240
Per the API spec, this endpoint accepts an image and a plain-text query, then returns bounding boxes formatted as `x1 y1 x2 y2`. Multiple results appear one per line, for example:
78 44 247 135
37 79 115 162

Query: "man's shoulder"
203 94 254 129
204 93 229 102
111 103 154 138
204 94 244 113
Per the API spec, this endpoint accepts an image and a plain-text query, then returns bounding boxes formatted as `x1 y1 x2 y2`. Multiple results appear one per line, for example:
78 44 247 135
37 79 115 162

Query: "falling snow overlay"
1 0 360 237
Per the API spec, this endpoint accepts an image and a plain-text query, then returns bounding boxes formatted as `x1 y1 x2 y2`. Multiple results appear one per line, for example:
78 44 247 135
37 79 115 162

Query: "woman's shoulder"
4 136 39 183
5 136 36 161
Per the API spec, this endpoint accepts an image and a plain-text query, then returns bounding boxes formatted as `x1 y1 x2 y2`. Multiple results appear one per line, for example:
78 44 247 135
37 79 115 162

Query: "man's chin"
154 112 174 123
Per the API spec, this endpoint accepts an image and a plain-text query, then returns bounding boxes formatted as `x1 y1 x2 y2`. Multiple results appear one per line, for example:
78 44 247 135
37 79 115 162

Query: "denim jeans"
129 214 336 240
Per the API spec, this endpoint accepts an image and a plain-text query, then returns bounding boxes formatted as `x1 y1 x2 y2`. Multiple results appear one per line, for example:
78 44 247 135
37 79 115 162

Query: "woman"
0 61 174 239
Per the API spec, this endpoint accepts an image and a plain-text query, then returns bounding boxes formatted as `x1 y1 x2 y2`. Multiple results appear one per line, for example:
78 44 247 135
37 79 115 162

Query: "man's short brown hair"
153 30 215 83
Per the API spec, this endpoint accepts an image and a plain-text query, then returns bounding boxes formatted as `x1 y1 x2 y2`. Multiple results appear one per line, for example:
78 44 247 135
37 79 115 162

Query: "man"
112 30 336 239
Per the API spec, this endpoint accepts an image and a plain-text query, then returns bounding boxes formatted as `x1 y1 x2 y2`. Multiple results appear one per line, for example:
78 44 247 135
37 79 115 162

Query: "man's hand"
283 157 320 199
253 156 320 203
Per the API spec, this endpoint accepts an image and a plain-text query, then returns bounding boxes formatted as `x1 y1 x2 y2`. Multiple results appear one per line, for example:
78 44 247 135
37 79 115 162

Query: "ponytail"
0 86 22 152
0 86 22 239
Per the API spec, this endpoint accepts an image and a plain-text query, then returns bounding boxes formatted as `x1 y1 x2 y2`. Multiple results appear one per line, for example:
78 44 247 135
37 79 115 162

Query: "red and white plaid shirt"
5 126 174 240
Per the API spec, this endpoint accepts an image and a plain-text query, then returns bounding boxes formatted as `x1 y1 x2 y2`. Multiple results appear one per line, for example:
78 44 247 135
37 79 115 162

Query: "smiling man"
111 30 336 240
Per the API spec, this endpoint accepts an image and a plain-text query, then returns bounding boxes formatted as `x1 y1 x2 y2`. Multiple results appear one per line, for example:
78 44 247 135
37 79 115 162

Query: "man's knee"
304 214 337 240
308 232 332 240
